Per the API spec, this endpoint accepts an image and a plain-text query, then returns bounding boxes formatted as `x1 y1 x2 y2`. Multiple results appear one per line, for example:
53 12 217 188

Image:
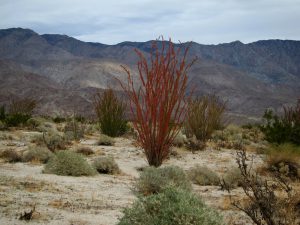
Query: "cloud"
0 0 299 44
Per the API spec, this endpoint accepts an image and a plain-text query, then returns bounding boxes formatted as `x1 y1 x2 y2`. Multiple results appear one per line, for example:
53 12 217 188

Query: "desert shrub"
135 165 191 196
120 39 195 167
93 156 120 174
118 187 223 225
4 98 36 127
97 134 115 146
221 167 243 190
0 149 22 163
52 116 66 123
64 118 85 141
186 136 206 152
26 117 47 130
42 131 67 152
0 105 5 121
265 143 300 179
36 122 56 133
184 95 226 142
43 150 96 176
0 121 7 130
188 165 219 185
94 89 127 137
22 146 53 163
260 100 300 145
172 130 187 147
76 146 94 155
222 150 299 225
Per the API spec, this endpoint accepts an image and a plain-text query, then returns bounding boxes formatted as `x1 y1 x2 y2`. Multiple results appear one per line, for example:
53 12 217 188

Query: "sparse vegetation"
97 134 115 146
222 150 299 225
260 100 300 145
22 146 53 163
43 150 96 176
42 131 67 152
94 89 127 137
221 167 243 190
184 95 226 142
93 156 120 174
135 165 191 196
64 118 85 141
118 187 223 225
188 165 220 185
120 38 195 167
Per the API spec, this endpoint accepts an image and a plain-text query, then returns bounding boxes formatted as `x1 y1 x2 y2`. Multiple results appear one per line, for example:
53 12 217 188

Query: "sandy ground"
0 129 266 225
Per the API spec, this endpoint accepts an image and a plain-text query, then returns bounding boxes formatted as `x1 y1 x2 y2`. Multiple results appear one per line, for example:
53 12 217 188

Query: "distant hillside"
0 28 299 122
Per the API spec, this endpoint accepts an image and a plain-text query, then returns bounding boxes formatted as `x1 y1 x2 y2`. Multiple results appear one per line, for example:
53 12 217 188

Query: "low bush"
260 100 300 145
0 121 7 130
43 150 96 176
266 143 300 179
64 119 85 141
172 131 187 147
42 131 67 152
186 137 206 152
97 134 115 146
94 89 127 137
135 166 191 196
0 149 22 163
93 156 120 174
22 146 53 163
188 165 219 185
76 146 94 156
221 167 243 190
26 117 44 130
118 187 223 225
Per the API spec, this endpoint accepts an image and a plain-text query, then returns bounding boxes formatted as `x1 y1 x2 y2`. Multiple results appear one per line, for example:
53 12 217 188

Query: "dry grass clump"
43 150 96 176
76 146 94 156
0 149 22 162
188 165 219 185
97 134 115 146
135 166 191 196
92 156 120 174
265 143 300 179
118 187 223 225
172 131 187 147
221 167 243 190
186 137 206 152
22 146 53 163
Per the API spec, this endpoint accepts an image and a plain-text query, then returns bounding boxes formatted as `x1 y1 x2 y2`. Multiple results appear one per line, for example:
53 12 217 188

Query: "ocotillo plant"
120 38 195 167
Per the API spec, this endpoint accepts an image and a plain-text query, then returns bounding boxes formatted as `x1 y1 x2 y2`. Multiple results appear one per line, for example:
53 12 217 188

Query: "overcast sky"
1 0 300 44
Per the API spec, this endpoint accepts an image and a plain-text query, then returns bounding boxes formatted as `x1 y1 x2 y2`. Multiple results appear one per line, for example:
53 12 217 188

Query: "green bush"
135 166 191 196
188 165 220 186
184 95 226 142
93 156 120 174
94 89 127 137
97 134 115 146
52 116 66 123
26 117 45 130
0 121 7 130
118 187 223 225
260 101 300 145
43 150 96 176
22 146 53 163
0 105 6 121
0 149 22 163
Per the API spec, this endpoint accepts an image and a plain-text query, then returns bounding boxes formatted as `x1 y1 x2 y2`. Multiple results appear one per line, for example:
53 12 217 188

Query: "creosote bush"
43 150 96 176
93 156 120 174
120 38 196 167
22 146 53 163
118 187 223 225
260 100 300 145
97 134 115 146
184 95 226 142
135 165 191 196
188 165 219 186
94 89 127 137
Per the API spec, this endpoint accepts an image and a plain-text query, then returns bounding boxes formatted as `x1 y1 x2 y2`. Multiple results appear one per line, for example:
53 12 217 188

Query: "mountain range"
0 28 299 123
